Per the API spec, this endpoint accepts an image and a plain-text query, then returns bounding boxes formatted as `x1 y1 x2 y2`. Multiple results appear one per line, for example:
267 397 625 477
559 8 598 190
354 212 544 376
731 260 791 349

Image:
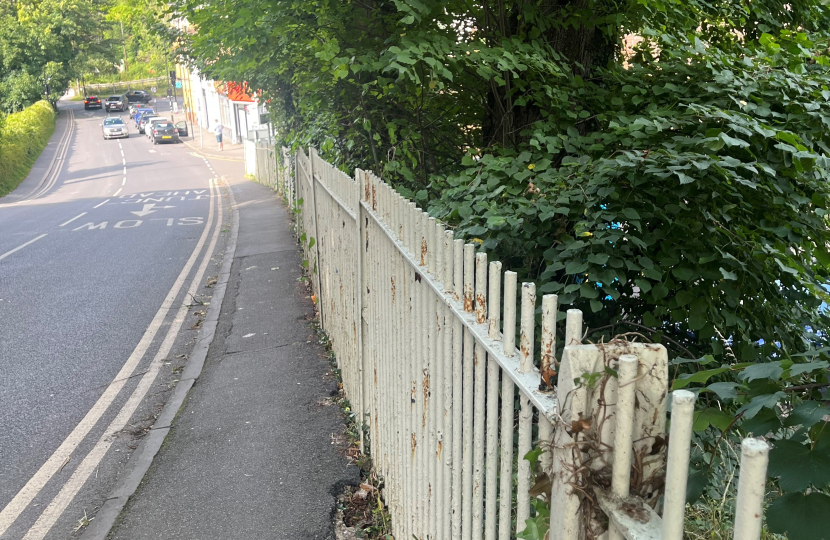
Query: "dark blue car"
133 108 155 126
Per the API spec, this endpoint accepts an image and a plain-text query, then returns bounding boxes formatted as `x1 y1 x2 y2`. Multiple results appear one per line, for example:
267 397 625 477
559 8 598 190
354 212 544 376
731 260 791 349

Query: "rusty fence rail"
252 144 772 540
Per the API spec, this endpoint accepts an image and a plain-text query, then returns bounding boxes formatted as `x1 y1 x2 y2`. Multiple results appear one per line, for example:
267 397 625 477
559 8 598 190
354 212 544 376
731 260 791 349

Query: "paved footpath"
88 159 357 539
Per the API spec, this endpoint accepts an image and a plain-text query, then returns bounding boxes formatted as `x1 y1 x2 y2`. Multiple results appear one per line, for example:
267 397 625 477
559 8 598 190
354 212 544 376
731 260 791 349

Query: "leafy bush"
177 0 830 537
0 100 56 197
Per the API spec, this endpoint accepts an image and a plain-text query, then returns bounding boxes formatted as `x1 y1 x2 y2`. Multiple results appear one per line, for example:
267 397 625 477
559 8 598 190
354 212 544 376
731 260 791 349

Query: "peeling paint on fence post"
355 169 366 454
485 261 502 540
539 294 558 476
516 282 536 534
451 237 464 539
461 243 476 540
608 354 639 540
499 271 517 540
442 228 455 540
472 251 488 540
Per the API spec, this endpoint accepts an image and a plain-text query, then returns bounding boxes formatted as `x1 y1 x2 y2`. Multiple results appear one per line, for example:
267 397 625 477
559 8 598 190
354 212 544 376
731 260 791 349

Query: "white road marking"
123 167 127 174
59 213 87 227
0 181 218 536
122 158 126 166
93 199 109 209
122 177 126 186
0 234 47 262
113 188 122 196
20 180 222 540
120 150 124 157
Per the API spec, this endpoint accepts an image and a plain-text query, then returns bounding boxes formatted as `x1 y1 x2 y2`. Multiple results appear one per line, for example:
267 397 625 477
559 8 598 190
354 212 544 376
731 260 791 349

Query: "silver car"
101 117 129 140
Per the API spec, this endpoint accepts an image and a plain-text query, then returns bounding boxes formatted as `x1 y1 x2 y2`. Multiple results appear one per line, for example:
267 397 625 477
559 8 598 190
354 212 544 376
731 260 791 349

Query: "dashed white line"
0 234 47 262
93 199 109 209
113 188 122 196
122 177 126 186
120 150 124 157
59 213 87 227
122 158 126 166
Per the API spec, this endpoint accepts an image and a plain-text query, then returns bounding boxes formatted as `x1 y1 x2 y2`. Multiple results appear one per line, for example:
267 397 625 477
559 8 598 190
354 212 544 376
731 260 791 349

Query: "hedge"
0 100 56 198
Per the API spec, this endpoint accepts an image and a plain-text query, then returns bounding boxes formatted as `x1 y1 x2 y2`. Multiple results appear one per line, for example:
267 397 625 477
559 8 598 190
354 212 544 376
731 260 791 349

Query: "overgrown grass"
0 100 55 198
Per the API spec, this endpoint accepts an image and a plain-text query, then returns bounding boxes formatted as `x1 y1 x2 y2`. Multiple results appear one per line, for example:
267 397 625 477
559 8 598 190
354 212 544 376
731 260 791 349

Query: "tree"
0 0 110 111
176 2 830 536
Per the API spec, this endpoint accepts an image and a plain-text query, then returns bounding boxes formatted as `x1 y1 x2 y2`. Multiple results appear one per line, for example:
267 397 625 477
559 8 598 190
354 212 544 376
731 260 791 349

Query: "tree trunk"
481 0 617 149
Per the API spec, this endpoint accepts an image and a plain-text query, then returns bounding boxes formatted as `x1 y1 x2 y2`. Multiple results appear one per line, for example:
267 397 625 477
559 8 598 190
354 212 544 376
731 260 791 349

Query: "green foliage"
0 100 55 196
177 0 830 534
767 492 830 540
0 0 110 110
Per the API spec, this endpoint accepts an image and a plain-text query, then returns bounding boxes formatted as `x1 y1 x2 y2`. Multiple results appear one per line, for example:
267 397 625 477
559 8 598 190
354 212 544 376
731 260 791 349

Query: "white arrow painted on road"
130 204 176 217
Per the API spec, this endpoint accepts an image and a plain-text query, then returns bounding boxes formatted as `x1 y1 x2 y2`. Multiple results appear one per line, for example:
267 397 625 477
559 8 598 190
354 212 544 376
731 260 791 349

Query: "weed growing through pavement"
311 319 393 539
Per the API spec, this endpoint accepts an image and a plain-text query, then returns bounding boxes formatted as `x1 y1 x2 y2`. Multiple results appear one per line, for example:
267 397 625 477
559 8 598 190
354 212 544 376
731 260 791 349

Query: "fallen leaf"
243 333 255 338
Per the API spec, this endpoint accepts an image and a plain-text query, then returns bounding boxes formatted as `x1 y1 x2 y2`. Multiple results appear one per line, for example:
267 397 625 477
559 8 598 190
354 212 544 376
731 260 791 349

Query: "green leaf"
719 267 738 280
738 391 786 419
672 267 694 281
524 446 544 467
789 360 829 375
741 408 781 435
768 438 830 491
565 261 588 274
706 382 740 400
685 468 708 504
673 367 730 389
783 401 830 428
622 208 640 220
590 299 603 312
767 492 830 540
693 408 734 431
738 362 783 382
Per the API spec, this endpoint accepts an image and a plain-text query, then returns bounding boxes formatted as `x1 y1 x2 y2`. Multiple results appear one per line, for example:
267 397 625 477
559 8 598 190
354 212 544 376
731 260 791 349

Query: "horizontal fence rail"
252 144 773 540
83 76 167 92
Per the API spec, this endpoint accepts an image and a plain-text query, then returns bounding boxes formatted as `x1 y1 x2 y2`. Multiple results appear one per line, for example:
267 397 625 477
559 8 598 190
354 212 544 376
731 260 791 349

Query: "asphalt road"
0 98 229 540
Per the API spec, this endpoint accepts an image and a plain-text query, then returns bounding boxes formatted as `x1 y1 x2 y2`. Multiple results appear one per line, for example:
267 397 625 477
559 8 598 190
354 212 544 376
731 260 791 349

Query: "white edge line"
19 180 222 540
59 213 87 227
0 234 48 262
113 188 122 196
93 199 109 209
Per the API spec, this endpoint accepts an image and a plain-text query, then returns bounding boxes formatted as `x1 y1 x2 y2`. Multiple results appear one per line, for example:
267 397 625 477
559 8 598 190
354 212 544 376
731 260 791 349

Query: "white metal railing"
254 144 772 540
83 77 167 92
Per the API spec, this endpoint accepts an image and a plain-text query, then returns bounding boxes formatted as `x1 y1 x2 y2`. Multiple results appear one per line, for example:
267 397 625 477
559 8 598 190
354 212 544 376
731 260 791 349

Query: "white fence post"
355 169 366 453
284 149 775 540
662 390 696 540
733 439 770 540
307 148 324 331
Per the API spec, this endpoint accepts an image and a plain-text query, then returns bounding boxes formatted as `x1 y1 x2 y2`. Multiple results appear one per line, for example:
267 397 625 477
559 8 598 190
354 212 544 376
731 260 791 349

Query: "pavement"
0 97 356 540
101 170 358 540
168 110 245 162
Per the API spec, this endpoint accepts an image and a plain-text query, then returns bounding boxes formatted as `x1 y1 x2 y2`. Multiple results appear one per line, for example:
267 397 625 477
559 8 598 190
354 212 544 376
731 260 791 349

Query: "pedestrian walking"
213 119 224 151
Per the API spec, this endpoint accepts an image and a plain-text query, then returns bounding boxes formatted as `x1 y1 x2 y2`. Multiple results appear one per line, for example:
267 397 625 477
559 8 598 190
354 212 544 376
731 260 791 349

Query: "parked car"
174 121 189 137
129 103 151 116
145 117 168 139
101 117 129 140
138 114 160 134
125 90 152 103
150 121 181 144
105 95 128 112
84 96 102 110
134 108 155 126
